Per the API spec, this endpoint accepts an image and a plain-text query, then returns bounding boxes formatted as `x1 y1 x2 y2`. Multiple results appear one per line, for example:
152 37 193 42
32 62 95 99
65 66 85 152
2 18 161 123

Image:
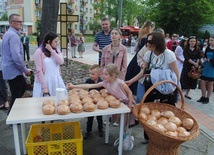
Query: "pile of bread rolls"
42 89 121 115
139 105 195 138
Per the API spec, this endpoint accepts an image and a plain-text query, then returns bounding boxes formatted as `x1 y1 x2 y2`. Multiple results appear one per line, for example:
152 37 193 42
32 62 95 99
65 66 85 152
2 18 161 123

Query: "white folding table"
6 96 130 155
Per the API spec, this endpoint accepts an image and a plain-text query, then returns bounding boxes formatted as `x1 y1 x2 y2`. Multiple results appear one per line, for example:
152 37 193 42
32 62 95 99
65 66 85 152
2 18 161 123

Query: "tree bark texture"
39 0 60 45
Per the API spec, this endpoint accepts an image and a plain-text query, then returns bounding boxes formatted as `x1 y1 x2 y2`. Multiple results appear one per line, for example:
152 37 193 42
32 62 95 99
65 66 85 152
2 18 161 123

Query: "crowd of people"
0 13 213 151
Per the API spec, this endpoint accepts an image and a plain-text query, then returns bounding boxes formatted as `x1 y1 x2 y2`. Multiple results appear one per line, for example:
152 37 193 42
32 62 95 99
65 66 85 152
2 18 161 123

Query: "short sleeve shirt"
144 49 176 69
85 77 103 91
94 30 112 50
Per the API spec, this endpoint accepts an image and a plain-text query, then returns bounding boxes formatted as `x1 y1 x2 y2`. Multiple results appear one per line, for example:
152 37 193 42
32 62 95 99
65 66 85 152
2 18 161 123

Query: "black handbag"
144 52 152 90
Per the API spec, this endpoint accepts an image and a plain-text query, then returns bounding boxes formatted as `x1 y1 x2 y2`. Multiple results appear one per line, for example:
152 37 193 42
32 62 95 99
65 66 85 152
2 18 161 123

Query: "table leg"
13 124 21 155
105 115 110 144
21 123 27 154
118 113 125 155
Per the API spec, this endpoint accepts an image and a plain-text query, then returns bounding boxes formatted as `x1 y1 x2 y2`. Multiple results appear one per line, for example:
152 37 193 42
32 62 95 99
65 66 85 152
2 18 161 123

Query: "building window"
86 8 88 13
90 8 92 14
75 24 77 30
35 0 40 4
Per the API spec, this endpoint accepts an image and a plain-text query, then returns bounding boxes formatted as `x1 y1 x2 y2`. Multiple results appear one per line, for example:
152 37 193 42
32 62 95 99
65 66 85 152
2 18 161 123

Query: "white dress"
174 45 184 76
33 56 66 97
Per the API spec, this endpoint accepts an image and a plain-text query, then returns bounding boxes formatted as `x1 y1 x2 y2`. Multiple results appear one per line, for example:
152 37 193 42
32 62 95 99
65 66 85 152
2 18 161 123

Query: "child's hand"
125 80 131 86
128 103 133 109
66 83 73 89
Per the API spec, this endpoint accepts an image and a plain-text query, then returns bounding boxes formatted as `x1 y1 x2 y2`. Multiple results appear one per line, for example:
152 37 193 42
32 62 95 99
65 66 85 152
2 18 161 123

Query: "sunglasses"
189 36 196 39
146 40 153 44
151 22 155 27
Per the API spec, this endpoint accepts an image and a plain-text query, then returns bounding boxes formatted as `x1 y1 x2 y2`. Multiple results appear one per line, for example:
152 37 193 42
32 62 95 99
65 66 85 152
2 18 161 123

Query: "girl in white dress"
174 38 187 77
33 32 66 97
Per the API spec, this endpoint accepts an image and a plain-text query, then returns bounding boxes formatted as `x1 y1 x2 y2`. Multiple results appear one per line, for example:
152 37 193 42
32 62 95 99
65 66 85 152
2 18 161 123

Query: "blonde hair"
89 64 101 72
138 21 155 41
104 63 119 77
111 28 122 35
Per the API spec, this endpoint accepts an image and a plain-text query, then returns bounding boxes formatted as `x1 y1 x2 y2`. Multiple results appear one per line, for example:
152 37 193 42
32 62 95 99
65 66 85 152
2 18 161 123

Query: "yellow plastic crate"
26 121 83 155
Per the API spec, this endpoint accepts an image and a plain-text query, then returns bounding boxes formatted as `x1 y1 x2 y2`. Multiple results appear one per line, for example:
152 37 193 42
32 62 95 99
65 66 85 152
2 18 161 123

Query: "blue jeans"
136 81 145 104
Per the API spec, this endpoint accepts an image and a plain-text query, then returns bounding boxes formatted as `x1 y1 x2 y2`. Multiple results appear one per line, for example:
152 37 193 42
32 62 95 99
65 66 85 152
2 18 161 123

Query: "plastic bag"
113 114 135 151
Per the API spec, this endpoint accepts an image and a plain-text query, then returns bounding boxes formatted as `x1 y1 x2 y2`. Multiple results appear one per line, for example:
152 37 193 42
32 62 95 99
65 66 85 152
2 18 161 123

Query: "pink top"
101 43 127 80
102 79 128 102
33 48 64 91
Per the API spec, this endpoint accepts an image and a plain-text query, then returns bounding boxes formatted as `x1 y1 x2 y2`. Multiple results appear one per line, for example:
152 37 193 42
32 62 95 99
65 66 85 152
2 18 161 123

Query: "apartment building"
5 0 94 35
0 0 6 17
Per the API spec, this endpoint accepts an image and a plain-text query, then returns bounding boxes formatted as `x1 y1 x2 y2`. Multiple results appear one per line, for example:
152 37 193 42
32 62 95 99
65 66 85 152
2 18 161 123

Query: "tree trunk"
39 0 60 45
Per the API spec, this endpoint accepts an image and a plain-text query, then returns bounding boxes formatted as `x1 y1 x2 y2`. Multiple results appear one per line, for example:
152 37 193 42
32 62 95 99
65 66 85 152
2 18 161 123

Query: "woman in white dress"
33 32 66 97
174 38 187 77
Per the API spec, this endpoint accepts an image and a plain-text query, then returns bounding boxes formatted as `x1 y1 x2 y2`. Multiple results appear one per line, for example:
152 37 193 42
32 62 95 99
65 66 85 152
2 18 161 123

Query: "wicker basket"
133 80 200 155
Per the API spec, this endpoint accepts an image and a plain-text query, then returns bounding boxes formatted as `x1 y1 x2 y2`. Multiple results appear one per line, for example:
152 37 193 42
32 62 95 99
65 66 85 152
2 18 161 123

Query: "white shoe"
113 122 119 127
103 120 110 125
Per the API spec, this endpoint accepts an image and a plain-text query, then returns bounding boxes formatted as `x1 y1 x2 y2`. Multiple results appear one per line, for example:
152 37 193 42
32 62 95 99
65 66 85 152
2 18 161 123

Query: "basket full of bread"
133 80 200 155
42 88 121 115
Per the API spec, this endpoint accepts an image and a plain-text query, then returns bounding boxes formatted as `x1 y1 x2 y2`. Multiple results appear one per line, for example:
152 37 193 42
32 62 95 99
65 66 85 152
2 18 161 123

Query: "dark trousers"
0 71 8 104
23 44 30 61
86 116 103 132
98 52 102 66
7 75 27 114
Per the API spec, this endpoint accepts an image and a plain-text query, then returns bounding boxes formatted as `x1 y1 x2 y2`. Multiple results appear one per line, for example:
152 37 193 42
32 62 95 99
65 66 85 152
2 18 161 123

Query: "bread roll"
97 100 109 109
57 100 69 106
57 105 70 115
70 103 83 113
68 90 78 96
42 99 55 107
89 89 100 96
109 99 121 108
93 96 104 104
101 92 109 98
82 97 94 104
42 104 55 115
69 98 82 105
100 89 108 94
84 102 96 112
105 95 116 102
79 89 89 96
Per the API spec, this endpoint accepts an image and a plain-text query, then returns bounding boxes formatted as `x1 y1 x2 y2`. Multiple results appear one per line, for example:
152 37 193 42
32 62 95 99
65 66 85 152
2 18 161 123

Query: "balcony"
35 3 42 9
68 10 74 14
36 16 41 20
68 0 75 4
67 5 74 14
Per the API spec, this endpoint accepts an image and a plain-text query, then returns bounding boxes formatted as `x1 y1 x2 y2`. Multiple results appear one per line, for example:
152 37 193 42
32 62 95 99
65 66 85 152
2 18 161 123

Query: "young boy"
84 64 104 139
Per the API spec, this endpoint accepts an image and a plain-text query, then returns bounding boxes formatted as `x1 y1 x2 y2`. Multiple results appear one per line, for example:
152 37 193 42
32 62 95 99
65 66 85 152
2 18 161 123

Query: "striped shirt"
94 30 112 65
94 30 112 50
